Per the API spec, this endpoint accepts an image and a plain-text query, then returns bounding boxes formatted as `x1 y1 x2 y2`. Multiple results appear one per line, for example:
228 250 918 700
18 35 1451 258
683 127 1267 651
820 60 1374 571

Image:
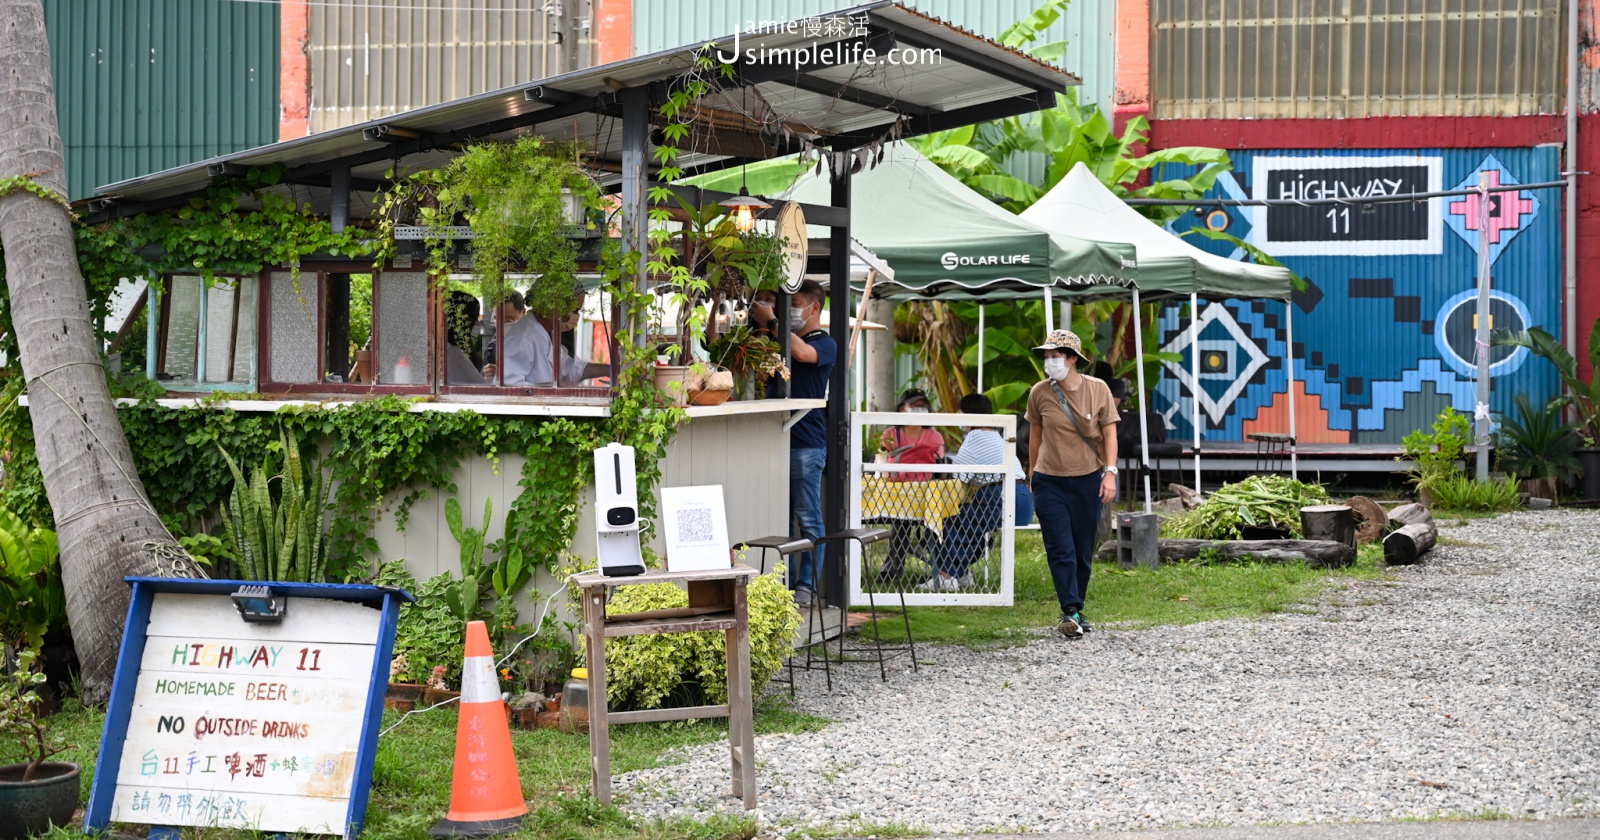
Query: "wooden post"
1383 523 1437 565
1299 505 1355 547
1387 503 1434 529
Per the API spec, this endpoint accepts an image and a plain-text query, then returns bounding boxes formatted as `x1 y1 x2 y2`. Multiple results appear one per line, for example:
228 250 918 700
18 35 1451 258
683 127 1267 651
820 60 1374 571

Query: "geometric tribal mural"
1154 147 1561 445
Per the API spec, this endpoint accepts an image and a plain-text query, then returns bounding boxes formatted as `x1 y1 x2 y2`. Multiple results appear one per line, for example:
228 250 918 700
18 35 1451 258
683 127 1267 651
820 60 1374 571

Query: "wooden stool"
572 564 758 808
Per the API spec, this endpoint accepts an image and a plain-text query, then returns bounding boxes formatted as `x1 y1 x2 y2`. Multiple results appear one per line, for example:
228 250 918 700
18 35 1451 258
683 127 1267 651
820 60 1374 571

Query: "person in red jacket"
875 388 946 583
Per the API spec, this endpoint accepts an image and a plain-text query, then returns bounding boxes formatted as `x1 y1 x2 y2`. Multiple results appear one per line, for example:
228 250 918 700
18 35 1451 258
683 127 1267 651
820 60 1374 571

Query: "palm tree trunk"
0 0 200 703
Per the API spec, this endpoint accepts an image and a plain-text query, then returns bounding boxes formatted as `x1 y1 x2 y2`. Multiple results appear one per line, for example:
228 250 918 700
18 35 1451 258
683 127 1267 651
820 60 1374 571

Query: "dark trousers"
1032 470 1103 615
938 482 1002 578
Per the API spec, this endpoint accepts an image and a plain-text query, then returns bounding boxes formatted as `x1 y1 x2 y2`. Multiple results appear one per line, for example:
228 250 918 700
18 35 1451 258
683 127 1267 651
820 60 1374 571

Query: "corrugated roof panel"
632 0 1116 113
44 0 279 200
1154 146 1564 445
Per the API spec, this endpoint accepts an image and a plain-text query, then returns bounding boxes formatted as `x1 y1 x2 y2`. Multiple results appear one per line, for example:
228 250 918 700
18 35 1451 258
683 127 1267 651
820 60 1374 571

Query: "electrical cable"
378 567 597 738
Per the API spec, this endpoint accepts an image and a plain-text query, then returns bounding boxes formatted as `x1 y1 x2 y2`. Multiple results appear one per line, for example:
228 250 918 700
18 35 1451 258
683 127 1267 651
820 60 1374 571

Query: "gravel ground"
614 509 1600 834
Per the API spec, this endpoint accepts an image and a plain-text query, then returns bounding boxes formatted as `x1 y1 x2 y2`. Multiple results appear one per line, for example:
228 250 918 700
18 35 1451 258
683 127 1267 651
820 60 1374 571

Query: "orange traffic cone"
429 620 527 838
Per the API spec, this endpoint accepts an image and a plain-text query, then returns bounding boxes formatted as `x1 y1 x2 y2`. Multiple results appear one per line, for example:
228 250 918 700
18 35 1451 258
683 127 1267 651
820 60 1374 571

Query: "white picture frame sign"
660 485 731 572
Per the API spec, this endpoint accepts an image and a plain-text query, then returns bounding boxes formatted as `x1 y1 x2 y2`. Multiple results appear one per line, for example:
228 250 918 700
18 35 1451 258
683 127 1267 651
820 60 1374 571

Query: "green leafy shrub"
1494 394 1582 483
376 561 540 689
1401 408 1471 499
1164 475 1331 540
1431 473 1523 512
598 572 799 711
0 505 64 651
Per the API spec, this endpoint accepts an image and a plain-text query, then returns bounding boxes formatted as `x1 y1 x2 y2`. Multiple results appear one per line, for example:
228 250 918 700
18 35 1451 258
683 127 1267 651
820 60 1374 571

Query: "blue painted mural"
1155 147 1561 445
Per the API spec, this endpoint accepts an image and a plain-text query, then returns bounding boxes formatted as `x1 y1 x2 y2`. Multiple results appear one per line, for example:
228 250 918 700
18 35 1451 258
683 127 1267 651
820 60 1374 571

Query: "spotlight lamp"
230 585 286 624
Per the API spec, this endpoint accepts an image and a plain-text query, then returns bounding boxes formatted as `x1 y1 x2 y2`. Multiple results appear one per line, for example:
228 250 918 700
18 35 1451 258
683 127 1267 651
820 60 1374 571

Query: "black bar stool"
735 535 823 695
816 527 916 682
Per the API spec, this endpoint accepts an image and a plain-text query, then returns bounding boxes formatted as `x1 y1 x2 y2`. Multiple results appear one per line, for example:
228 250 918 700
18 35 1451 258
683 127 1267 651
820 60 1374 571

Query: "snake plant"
219 430 329 582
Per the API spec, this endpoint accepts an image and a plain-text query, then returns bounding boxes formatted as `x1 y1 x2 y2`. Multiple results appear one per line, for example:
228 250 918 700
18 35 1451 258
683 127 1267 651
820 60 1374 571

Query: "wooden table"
571 564 758 808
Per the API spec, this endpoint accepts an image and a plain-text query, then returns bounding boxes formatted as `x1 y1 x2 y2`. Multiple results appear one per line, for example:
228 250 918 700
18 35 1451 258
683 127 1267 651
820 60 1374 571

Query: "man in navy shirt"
772 281 836 606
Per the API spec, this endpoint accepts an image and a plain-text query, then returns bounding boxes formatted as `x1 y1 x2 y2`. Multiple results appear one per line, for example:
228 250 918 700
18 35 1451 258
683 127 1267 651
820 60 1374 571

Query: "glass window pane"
231 277 258 384
269 270 319 384
376 272 430 385
161 275 201 381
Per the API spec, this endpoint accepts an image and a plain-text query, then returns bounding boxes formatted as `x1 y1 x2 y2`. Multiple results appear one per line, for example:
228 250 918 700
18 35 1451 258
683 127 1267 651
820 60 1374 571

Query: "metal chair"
816 527 917 682
734 536 822 695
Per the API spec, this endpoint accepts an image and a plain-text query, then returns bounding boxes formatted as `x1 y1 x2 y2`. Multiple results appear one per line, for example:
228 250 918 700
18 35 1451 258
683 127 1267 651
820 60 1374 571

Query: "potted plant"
1493 393 1583 503
708 325 789 400
1495 320 1600 500
0 647 79 839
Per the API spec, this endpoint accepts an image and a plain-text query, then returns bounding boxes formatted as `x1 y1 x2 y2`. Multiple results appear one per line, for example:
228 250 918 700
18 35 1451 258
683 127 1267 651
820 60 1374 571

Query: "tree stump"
1346 496 1388 544
1388 502 1434 530
1300 505 1355 548
1096 538 1355 569
1383 522 1437 565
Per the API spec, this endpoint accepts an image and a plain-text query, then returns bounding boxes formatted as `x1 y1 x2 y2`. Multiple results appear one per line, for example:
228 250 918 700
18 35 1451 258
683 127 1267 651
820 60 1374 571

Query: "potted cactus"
0 648 79 839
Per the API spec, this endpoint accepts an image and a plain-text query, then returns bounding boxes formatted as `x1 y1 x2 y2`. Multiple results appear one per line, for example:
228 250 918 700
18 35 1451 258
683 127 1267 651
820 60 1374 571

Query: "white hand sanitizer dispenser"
594 442 646 577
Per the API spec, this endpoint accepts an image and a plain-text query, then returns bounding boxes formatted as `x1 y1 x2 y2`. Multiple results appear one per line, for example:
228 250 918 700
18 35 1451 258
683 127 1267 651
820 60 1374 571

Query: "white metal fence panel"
848 411 1017 607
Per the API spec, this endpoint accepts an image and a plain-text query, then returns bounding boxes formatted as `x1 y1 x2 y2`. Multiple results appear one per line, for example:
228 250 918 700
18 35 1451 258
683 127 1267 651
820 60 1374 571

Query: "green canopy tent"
1020 161 1298 488
785 144 1141 303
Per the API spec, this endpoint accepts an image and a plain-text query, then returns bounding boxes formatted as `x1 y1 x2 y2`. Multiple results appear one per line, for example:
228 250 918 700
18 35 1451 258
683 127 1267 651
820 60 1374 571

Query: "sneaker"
793 586 815 607
1057 613 1083 639
915 573 960 593
1071 612 1093 634
956 572 975 590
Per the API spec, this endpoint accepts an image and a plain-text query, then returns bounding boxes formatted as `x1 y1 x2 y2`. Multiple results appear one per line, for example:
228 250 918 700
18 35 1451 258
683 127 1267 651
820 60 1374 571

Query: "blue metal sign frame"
83 577 415 838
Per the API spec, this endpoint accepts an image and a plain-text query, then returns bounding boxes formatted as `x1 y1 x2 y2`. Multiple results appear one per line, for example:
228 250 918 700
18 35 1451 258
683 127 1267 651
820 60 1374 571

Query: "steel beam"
823 167 852 610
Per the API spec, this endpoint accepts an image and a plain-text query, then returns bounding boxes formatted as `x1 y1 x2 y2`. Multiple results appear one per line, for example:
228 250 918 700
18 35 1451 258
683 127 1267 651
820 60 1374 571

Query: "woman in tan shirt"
1023 329 1119 639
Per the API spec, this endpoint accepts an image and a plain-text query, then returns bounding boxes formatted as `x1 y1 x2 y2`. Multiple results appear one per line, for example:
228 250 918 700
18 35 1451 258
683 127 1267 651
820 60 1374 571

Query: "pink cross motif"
1447 169 1535 246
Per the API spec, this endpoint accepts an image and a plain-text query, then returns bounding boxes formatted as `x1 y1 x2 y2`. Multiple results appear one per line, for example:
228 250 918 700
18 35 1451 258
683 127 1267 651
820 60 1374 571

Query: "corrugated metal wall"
43 0 279 200
631 0 1119 114
1152 0 1568 120
308 1 589 134
1154 147 1563 444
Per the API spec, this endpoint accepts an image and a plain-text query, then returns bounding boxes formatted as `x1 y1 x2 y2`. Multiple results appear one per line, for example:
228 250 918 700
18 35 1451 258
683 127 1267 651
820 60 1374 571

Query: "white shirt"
445 344 487 385
502 316 583 386
951 427 1025 484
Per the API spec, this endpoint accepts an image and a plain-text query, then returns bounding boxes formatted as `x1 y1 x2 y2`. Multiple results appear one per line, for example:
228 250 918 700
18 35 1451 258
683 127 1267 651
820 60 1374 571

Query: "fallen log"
1096 538 1356 569
1300 505 1355 547
1383 522 1437 565
1345 496 1388 544
1387 502 1433 529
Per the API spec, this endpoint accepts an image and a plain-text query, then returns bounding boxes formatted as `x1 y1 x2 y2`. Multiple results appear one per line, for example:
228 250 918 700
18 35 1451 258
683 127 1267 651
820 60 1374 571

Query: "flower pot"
514 707 542 730
654 365 692 406
1579 448 1600 502
423 688 460 708
0 762 80 840
687 387 732 407
387 682 427 702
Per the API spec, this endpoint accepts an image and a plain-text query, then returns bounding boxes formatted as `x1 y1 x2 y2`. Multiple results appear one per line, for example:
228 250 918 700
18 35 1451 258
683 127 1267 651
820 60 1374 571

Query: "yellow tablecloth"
860 475 972 536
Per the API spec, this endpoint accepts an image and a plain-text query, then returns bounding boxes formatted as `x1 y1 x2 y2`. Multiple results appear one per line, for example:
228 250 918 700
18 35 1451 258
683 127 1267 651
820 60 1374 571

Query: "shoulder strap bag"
1049 380 1103 465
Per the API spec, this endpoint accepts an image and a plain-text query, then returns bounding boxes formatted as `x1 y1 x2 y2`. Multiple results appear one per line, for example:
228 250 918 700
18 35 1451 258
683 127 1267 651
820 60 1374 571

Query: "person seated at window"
919 392 1031 592
502 282 610 387
445 291 489 385
481 290 525 377
874 388 946 584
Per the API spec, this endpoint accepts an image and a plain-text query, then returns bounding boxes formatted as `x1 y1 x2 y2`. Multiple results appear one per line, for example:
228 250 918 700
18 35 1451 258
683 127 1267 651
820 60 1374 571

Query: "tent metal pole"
1190 293 1201 493
1043 287 1054 332
977 304 985 392
1287 298 1298 480
1132 288 1152 514
1060 301 1071 332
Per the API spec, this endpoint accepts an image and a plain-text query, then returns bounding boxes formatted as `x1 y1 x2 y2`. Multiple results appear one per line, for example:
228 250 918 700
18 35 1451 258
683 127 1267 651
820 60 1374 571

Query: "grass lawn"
856 530 1390 648
11 530 1394 840
11 695 826 840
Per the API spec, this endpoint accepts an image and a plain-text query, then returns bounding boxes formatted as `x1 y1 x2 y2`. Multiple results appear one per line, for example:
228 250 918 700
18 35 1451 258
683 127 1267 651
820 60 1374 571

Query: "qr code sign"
676 507 716 544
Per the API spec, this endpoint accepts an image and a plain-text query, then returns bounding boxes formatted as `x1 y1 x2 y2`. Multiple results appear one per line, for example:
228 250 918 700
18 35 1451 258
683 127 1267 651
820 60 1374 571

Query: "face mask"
906 407 929 414
561 312 580 330
1044 356 1070 381
788 306 808 330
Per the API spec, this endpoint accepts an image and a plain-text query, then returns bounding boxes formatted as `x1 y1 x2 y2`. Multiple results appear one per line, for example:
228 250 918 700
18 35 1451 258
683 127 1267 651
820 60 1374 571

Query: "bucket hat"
896 388 932 410
1032 329 1089 360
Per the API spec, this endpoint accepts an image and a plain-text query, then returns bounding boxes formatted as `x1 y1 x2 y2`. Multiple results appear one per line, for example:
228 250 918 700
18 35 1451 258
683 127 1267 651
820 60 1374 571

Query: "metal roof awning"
84 1 1078 225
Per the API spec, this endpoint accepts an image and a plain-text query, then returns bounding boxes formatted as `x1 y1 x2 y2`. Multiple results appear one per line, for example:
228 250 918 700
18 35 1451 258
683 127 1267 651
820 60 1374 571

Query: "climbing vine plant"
0 62 718 584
